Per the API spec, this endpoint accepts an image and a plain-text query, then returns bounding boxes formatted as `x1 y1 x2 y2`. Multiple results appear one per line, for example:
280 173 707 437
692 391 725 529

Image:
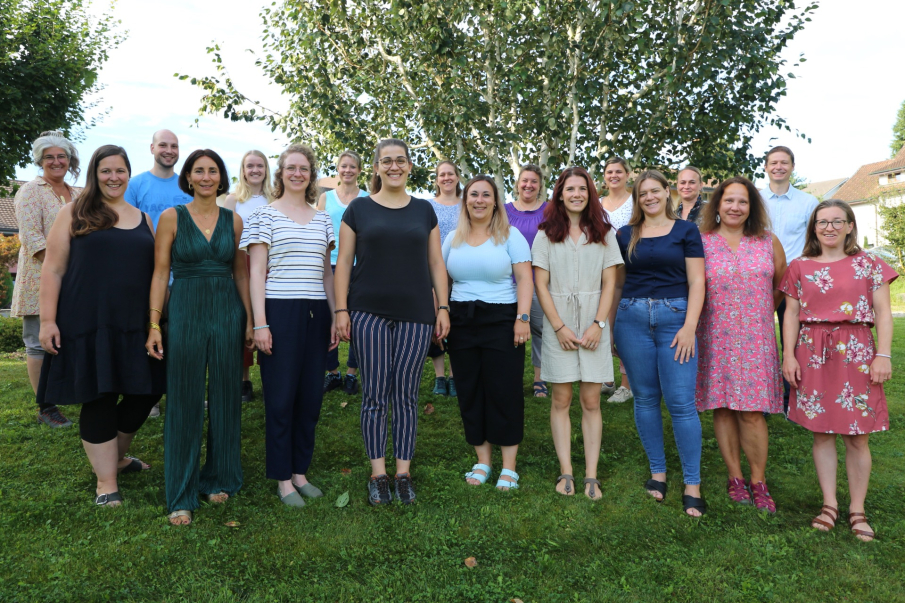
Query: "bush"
0 316 23 352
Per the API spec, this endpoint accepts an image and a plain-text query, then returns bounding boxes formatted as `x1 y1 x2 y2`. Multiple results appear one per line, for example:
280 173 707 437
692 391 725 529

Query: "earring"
188 183 194 191
716 214 720 224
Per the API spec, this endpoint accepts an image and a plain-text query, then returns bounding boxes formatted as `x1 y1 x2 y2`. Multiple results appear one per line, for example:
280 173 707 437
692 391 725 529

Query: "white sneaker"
606 386 633 404
148 402 161 418
601 382 616 396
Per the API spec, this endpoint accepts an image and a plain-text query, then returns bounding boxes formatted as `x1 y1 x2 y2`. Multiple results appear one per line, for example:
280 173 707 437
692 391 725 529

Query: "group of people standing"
15 130 894 540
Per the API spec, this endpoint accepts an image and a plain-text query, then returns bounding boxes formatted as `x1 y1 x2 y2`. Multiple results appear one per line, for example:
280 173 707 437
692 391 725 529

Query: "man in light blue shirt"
125 129 192 229
760 145 818 411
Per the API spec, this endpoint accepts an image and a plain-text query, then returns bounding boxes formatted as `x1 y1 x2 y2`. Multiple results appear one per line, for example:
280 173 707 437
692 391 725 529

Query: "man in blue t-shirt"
125 129 192 229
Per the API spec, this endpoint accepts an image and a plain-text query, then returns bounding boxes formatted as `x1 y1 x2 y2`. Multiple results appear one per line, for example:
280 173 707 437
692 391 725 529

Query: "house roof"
0 180 27 235
832 146 905 204
804 178 848 199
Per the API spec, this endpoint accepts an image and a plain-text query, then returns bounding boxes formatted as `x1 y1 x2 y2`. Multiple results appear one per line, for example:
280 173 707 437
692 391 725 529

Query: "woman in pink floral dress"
780 199 895 543
695 177 786 513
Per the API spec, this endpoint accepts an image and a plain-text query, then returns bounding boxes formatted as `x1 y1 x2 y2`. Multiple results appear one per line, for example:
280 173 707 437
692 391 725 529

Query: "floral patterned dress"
778 252 897 434
695 232 783 413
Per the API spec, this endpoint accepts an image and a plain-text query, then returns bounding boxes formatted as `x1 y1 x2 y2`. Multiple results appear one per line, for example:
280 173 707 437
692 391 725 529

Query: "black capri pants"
79 393 161 444
447 300 526 447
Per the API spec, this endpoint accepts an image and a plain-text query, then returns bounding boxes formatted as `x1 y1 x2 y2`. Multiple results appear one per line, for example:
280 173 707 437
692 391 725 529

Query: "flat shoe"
465 463 492 485
294 482 323 498
644 478 667 502
556 474 575 495
279 488 306 508
682 494 707 516
584 478 602 500
94 491 123 506
118 457 149 474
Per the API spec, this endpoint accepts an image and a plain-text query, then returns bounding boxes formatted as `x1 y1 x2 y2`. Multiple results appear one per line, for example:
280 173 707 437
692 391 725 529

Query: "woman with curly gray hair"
13 130 80 428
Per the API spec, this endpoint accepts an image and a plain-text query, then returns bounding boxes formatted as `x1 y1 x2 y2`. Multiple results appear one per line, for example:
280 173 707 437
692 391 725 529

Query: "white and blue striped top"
239 205 335 300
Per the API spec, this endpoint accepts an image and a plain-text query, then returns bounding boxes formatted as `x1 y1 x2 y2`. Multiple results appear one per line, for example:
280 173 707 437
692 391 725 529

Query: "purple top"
506 202 548 250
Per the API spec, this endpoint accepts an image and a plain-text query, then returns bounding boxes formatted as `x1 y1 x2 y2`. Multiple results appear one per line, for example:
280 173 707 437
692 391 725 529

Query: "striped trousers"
352 311 433 461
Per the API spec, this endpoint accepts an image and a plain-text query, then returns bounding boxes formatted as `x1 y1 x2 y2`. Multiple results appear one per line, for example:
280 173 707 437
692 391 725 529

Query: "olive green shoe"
294 482 323 498
279 487 306 508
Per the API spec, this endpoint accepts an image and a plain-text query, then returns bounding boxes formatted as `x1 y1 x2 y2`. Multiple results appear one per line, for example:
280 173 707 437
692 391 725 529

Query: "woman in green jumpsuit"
146 149 253 525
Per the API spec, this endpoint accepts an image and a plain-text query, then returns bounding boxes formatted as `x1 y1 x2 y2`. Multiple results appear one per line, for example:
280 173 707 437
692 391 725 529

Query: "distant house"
804 178 848 200
832 145 905 247
0 180 24 236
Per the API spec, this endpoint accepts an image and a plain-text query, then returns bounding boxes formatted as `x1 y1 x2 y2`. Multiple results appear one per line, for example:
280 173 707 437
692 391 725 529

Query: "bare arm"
37 205 74 354
145 208 177 359
534 265 580 351
248 243 271 354
334 222 356 341
781 295 802 388
315 192 327 211
427 225 450 339
512 262 533 346
231 213 254 348
870 282 893 386
222 194 238 212
670 257 705 363
322 249 339 351
771 233 787 309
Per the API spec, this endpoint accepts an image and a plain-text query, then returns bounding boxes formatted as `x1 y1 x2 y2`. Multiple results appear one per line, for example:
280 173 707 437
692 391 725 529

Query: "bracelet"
438 305 450 311
554 324 566 333
149 307 162 316
875 353 891 359
147 322 161 333
253 325 270 330
334 309 350 314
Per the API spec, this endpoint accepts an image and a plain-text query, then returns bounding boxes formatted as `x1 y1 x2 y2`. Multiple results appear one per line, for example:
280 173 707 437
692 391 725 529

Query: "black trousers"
259 298 331 480
79 392 161 444
447 300 525 447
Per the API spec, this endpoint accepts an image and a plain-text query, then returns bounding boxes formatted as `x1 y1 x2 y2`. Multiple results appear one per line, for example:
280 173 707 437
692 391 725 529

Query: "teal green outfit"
165 205 246 512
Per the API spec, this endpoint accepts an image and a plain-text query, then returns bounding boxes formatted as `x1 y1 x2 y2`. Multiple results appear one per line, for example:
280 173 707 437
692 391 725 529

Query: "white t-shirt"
235 194 268 225
239 205 334 299
603 196 633 230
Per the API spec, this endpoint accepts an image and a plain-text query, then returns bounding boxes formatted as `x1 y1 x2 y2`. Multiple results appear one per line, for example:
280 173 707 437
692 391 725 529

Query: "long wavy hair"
699 176 770 237
234 150 274 203
802 199 861 258
626 169 677 259
70 145 131 236
539 166 611 245
451 175 510 247
273 144 318 205
370 138 411 193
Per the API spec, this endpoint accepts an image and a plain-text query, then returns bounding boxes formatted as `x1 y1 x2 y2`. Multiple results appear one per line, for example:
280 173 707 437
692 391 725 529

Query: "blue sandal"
533 381 548 398
496 469 519 491
464 463 492 485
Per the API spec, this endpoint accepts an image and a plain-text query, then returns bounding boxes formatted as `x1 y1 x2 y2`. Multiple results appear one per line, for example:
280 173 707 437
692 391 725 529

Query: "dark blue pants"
259 298 331 480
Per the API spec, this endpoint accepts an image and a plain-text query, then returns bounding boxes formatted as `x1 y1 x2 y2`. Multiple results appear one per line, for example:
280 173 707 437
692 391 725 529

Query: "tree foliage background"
183 0 818 192
0 0 125 183
890 99 905 159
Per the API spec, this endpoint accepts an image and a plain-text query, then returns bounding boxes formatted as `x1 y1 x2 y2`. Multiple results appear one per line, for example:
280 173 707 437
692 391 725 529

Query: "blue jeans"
614 297 702 485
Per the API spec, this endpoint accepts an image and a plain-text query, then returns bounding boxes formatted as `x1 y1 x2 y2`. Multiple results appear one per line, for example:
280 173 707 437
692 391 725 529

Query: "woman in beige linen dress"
534 167 623 500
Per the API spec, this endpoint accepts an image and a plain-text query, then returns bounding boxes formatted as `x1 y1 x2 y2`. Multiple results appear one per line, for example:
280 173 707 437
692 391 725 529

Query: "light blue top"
428 198 461 245
442 228 532 303
760 184 818 263
324 188 368 265
124 171 192 229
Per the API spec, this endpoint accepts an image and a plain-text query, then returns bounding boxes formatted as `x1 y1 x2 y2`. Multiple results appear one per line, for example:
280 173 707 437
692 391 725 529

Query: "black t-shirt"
342 196 439 325
616 220 704 299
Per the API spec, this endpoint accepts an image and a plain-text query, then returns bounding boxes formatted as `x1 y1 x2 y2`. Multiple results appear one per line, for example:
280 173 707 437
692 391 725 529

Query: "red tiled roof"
832 146 905 204
0 180 27 234
804 178 847 199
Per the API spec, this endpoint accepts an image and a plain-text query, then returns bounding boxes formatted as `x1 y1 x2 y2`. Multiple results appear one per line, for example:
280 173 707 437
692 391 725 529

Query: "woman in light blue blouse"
443 175 533 491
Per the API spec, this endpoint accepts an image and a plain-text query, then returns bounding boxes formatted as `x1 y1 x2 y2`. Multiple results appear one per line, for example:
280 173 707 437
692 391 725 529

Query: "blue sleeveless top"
325 188 368 265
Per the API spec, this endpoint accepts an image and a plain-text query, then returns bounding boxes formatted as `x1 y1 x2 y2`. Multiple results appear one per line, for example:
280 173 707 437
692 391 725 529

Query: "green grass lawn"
2 323 905 603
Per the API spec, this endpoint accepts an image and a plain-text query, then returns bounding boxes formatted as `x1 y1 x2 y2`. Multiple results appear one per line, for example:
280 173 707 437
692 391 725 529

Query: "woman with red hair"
533 167 623 499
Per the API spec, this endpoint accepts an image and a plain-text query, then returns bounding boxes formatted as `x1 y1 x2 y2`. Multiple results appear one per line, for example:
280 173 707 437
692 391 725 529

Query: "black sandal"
682 494 707 516
644 479 667 502
118 457 149 474
94 491 123 506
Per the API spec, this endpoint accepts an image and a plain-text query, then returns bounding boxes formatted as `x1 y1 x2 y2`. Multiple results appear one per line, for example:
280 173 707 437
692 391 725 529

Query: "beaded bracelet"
253 325 270 330
334 309 350 314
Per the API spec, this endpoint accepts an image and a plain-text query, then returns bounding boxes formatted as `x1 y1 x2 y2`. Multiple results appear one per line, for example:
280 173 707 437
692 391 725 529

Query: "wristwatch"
517 313 530 323
594 319 606 329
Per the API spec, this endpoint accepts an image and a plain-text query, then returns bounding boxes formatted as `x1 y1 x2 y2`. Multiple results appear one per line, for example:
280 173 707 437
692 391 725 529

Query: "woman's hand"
514 320 531 347
336 311 351 342
40 322 61 355
580 323 603 350
255 327 273 355
435 310 450 341
244 320 255 350
782 355 801 388
869 356 892 386
555 325 582 351
145 328 164 360
328 320 340 352
670 325 696 364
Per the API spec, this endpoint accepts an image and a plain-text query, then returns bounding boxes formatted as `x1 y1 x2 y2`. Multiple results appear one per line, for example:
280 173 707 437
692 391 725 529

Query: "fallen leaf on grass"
464 557 477 568
341 468 351 476
335 491 350 508
510 599 524 603
340 401 348 408
424 403 435 415
224 521 240 528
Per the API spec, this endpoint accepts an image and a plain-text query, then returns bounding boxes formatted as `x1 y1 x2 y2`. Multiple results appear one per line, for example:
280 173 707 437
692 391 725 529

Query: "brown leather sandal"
848 512 875 542
811 505 838 531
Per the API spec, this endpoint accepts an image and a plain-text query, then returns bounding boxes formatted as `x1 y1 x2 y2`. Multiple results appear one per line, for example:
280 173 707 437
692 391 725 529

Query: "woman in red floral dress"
780 200 895 543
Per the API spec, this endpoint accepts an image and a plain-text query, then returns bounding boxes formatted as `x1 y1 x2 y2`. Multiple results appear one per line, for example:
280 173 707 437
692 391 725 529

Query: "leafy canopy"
181 0 817 191
891 99 905 159
0 0 125 183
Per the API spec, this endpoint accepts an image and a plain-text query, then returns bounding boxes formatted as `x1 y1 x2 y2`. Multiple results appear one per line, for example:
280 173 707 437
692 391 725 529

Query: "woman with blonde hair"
223 150 274 402
676 166 706 223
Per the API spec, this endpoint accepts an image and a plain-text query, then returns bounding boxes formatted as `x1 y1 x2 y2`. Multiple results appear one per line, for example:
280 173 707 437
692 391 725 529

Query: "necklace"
189 206 218 235
516 197 541 212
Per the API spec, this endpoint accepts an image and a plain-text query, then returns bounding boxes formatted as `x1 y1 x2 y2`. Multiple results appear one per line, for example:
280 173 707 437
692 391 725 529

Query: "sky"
14 0 905 189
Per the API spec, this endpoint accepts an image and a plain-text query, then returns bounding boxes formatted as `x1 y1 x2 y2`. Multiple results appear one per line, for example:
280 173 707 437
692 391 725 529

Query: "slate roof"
833 146 905 204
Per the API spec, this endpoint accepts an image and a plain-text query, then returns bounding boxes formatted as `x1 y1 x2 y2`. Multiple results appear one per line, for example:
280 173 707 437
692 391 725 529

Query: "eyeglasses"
284 167 310 175
816 219 849 230
42 154 68 162
378 157 409 168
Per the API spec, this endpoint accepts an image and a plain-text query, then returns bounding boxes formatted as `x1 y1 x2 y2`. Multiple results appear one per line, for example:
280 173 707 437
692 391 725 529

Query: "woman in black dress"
38 145 165 507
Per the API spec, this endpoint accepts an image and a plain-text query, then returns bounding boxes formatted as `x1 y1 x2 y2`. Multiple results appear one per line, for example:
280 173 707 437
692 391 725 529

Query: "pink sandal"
726 477 751 505
750 481 776 513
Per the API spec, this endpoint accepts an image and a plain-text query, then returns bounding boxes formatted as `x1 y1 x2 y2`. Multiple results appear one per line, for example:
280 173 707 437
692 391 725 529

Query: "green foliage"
0 316 24 352
789 171 809 190
179 0 818 191
2 335 905 601
891 99 905 158
0 0 126 183
878 200 905 273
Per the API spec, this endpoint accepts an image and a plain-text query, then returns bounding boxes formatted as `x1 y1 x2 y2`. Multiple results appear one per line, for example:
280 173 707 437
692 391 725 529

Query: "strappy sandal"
584 478 602 501
682 494 707 516
94 491 123 506
556 474 575 495
533 381 548 398
644 478 667 502
848 512 875 542
205 492 229 504
811 505 838 531
167 510 192 525
495 469 519 491
118 457 149 474
464 463 492 485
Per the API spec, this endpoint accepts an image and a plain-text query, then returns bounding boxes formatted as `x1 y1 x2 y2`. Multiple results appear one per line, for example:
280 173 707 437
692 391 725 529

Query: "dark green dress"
164 205 246 512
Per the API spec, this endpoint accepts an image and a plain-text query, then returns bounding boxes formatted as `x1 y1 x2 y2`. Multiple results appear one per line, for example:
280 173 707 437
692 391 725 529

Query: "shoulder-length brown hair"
699 176 771 237
434 160 462 196
540 166 611 245
370 138 411 193
625 170 676 258
802 199 861 258
273 144 318 205
451 175 510 247
71 145 131 236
